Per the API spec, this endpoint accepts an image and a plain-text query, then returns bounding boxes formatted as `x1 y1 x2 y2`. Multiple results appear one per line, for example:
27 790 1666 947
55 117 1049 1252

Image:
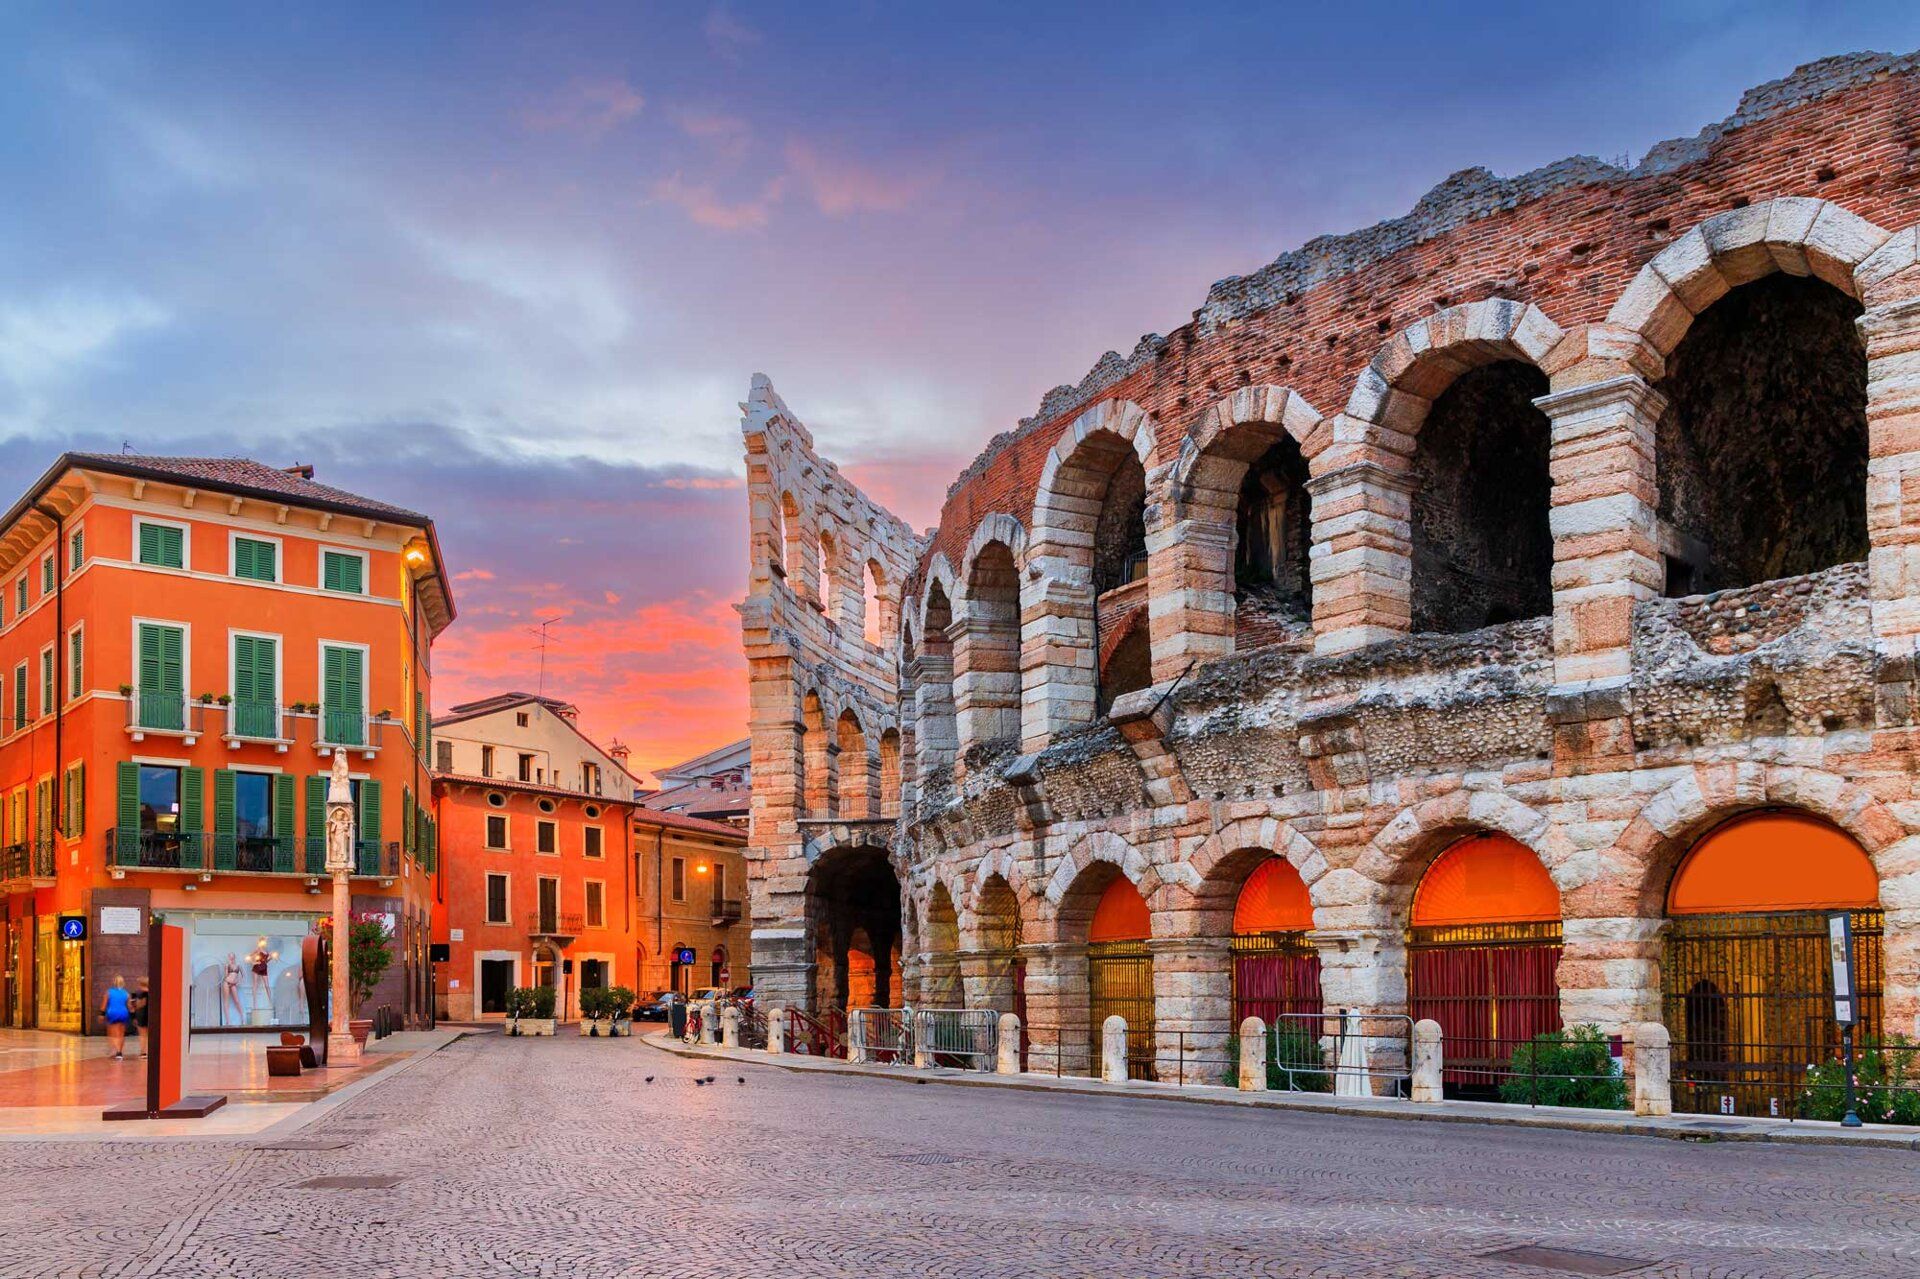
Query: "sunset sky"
3 3 1916 780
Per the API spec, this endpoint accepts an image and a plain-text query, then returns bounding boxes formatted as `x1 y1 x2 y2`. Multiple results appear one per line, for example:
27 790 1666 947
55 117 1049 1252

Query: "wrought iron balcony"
318 707 370 750
0 841 51 883
711 897 743 926
125 689 200 737
224 698 284 742
107 829 397 878
527 910 585 938
106 828 209 872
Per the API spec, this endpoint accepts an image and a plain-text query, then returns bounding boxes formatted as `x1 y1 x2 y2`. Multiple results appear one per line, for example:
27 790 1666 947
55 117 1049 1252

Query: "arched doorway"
974 873 1026 1065
806 845 902 1012
1231 858 1320 1028
922 885 962 1007
1406 833 1563 1099
1087 877 1154 1080
1661 811 1882 1118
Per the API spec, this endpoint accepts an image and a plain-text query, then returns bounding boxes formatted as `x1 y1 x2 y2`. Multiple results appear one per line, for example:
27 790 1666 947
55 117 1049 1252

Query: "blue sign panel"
673 946 696 965
59 915 87 941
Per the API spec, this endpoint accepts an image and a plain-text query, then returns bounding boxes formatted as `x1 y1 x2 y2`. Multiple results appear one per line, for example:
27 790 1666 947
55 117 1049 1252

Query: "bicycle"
681 1005 704 1045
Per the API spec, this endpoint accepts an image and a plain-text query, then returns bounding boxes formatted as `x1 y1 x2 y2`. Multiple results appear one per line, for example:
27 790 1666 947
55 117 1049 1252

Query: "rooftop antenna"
527 618 566 697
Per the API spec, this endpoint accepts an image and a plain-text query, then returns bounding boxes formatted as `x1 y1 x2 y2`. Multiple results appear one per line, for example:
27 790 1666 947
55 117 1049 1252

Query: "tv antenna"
528 618 566 696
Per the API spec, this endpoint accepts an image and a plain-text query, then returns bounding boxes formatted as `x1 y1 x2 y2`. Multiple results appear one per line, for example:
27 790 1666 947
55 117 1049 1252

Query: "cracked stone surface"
2 1032 1916 1278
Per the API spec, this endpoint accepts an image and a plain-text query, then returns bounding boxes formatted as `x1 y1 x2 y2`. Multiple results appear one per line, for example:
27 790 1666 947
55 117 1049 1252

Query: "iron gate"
1408 920 1563 1097
1088 940 1154 1080
1232 930 1322 1027
1663 908 1885 1118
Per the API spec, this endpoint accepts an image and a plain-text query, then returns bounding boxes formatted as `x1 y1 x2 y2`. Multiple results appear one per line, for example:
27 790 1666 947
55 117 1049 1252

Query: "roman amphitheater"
738 51 1920 1113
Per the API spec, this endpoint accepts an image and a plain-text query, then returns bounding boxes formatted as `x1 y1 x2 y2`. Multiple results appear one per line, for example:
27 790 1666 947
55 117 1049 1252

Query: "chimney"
283 463 315 480
609 739 631 764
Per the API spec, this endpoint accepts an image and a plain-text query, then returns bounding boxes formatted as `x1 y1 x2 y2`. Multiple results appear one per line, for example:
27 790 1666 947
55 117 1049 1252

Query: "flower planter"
517 1017 556 1037
578 1017 606 1037
609 1018 631 1038
348 1018 373 1047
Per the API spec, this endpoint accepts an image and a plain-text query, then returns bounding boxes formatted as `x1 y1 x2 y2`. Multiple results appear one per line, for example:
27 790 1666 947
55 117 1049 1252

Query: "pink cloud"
454 567 496 582
674 109 753 161
522 76 645 137
653 474 743 491
649 172 785 232
783 139 937 216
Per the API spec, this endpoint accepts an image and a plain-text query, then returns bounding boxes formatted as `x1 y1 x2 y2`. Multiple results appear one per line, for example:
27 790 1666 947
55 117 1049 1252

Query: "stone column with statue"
325 750 362 1062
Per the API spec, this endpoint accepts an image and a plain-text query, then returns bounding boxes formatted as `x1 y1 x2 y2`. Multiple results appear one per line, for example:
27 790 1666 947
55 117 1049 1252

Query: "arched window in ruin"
807 845 901 1011
1661 811 1881 1117
780 491 805 586
974 873 1025 1022
1098 611 1152 713
1406 832 1563 1100
877 728 901 818
836 710 870 819
767 488 789 579
1409 362 1554 633
817 526 838 618
1092 450 1148 595
1234 435 1313 625
1653 275 1866 596
916 580 958 781
863 558 886 647
955 540 1022 751
801 690 834 817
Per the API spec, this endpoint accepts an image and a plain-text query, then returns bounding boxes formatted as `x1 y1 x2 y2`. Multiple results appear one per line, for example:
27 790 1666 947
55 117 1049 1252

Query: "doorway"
480 959 513 1016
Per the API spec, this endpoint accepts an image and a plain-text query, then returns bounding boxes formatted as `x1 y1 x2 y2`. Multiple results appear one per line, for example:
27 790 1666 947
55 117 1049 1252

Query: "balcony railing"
0 841 54 882
528 910 585 937
711 898 743 925
226 698 283 741
127 688 196 734
109 829 398 877
107 829 209 871
319 707 369 749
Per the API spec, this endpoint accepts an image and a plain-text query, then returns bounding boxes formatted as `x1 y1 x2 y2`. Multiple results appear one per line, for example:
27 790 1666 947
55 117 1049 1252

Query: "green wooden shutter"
401 786 414 854
139 523 183 568
138 624 184 695
273 774 295 870
180 767 204 870
68 762 84 836
359 780 382 871
116 761 139 839
234 537 276 582
212 769 235 869
305 774 326 872
69 528 83 571
323 551 364 594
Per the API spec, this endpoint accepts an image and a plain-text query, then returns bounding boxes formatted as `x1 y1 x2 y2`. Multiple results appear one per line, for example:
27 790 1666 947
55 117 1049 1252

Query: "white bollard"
1411 1018 1443 1103
913 1014 930 1069
1101 1014 1128 1083
699 1000 718 1045
847 1011 868 1064
767 1006 786 1054
1633 1021 1672 1117
1238 1016 1268 1092
721 1005 741 1048
996 1013 1022 1075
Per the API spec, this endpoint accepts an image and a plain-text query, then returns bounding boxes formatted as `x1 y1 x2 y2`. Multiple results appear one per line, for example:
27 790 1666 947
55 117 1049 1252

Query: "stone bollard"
996 1013 1022 1075
721 1005 740 1048
1101 1015 1128 1083
699 1000 718 1045
913 1016 930 1069
767 1007 786 1054
1237 1016 1268 1092
847 1012 868 1065
1633 1022 1672 1117
1411 1019 1444 1103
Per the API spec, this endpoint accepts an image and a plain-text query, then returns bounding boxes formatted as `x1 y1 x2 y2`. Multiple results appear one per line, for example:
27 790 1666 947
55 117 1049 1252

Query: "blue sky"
1 2 1915 772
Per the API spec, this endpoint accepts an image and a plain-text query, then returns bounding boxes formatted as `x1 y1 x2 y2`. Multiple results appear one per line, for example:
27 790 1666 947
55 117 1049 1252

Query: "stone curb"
642 1034 1920 1152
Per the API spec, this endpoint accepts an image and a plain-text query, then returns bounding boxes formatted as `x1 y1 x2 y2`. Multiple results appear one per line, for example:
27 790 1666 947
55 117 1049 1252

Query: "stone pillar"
1861 298 1920 654
1237 1016 1267 1092
1020 572 1096 752
950 614 1021 769
721 1005 741 1048
1311 926 1408 1088
996 1013 1023 1075
746 926 814 1015
846 1010 867 1063
767 1006 786 1054
1557 916 1663 1036
910 653 957 785
1410 1019 1443 1103
1307 456 1414 655
1149 936 1231 1086
1100 1014 1127 1083
1632 1021 1672 1117
1146 514 1234 682
1535 376 1666 690
1020 941 1087 1075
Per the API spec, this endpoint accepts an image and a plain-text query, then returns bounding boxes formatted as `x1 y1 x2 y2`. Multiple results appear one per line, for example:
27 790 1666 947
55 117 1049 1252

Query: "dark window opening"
1098 620 1152 715
1092 450 1148 595
1234 435 1312 619
1409 360 1554 634
1655 274 1867 594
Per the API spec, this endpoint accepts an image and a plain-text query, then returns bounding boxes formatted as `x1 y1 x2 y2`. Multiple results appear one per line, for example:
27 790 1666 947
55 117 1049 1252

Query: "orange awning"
1088 877 1151 942
1233 858 1314 933
1668 811 1879 915
1411 833 1560 927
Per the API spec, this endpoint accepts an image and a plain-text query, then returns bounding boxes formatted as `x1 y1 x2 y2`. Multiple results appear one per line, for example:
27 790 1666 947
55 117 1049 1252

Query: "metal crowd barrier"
1269 1011 1414 1097
912 1008 999 1070
848 1006 911 1063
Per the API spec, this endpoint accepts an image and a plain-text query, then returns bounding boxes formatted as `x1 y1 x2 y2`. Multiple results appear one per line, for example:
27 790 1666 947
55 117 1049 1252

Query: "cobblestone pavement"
2 1032 1916 1279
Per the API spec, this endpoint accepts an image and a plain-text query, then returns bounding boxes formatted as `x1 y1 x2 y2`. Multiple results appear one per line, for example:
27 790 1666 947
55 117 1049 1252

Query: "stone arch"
1042 829 1160 921
953 515 1028 758
1351 790 1566 926
1605 198 1891 359
1030 398 1158 568
1177 816 1328 913
912 562 958 786
964 846 1033 932
1344 299 1565 437
917 553 956 636
835 708 871 818
799 687 834 818
877 727 901 818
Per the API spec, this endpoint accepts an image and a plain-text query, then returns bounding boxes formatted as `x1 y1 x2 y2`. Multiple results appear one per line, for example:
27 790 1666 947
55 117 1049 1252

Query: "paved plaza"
1 1030 1916 1278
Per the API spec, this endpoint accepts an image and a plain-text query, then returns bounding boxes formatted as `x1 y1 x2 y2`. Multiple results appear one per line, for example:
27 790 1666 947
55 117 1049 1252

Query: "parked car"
635 990 679 1021
689 987 728 1006
728 986 755 1007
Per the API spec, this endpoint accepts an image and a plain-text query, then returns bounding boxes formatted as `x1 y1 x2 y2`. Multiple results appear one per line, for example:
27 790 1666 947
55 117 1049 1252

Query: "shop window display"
185 913 316 1029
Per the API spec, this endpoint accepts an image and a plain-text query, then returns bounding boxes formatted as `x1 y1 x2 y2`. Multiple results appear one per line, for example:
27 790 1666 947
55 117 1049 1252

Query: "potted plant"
198 691 216 705
118 682 133 696
514 984 557 1036
216 693 233 706
578 986 607 1036
312 912 394 1047
606 986 635 1037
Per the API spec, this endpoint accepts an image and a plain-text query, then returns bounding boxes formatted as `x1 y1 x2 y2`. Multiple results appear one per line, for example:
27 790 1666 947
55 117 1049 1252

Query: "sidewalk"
0 1026 465 1140
646 1033 1920 1151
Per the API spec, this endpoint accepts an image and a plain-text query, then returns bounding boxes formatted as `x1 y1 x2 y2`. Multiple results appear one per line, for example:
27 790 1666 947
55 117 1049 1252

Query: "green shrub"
507 985 555 1021
1221 1022 1332 1092
1498 1024 1627 1110
1800 1035 1920 1125
605 986 635 1019
579 987 608 1021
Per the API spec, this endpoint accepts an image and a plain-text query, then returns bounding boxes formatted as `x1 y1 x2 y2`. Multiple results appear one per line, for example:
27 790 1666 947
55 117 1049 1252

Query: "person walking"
100 977 132 1060
128 979 150 1058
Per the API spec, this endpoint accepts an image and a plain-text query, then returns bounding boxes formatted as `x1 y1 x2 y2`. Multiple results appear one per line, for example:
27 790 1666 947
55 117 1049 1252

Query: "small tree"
311 912 395 1016
1801 1034 1920 1124
1499 1024 1627 1110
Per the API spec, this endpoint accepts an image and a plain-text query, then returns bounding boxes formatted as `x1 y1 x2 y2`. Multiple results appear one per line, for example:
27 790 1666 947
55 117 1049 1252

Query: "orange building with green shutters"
0 453 454 1034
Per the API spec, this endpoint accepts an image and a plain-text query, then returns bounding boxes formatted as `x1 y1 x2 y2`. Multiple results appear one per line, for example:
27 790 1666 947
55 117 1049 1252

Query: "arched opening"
806 845 901 1013
817 526 838 619
1235 436 1313 631
801 690 832 817
1409 362 1553 633
863 559 886 647
1085 875 1154 1080
877 728 901 818
780 491 805 588
1406 832 1563 1099
1098 612 1152 713
1661 810 1882 1117
768 490 789 579
916 581 957 786
710 945 729 990
1231 858 1321 1030
835 710 869 819
923 884 962 1007
1092 450 1147 595
1654 274 1867 595
974 873 1025 1045
956 542 1022 751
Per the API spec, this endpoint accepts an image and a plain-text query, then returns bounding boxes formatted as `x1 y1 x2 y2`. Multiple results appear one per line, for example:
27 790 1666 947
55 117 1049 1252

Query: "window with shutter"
321 645 365 745
586 881 605 929
305 774 326 872
359 779 382 848
41 553 54 593
584 826 603 859
233 537 276 582
137 522 185 569
69 528 83 572
486 813 507 848
14 578 25 614
12 664 26 731
486 873 508 923
321 550 365 594
136 624 185 731
231 635 278 737
39 650 52 717
67 629 82 701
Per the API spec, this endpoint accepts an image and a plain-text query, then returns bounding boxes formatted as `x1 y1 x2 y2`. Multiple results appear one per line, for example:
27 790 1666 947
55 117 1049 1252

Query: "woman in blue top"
100 976 132 1060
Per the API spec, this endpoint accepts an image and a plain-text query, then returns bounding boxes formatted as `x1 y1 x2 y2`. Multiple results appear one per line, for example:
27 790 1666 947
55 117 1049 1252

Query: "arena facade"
740 51 1920 1112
